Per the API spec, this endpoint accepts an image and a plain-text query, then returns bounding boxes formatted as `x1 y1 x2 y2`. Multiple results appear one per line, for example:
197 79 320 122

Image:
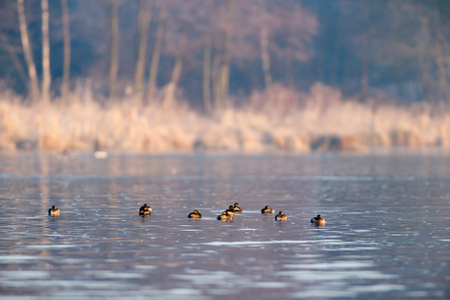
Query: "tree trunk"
164 56 183 108
285 49 294 87
218 60 229 108
17 0 40 101
417 20 434 104
436 55 447 102
434 29 448 103
360 57 368 99
108 0 119 100
359 37 369 100
418 53 434 104
202 45 212 114
0 33 27 85
212 52 222 109
41 0 51 103
164 56 183 107
61 0 71 100
147 5 166 104
217 0 235 109
202 0 214 114
260 25 272 88
134 0 153 96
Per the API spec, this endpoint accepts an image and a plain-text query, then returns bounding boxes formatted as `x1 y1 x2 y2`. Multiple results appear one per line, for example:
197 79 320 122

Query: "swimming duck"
188 210 202 218
311 214 325 226
225 205 236 217
217 211 232 220
261 205 275 214
233 203 242 212
139 203 152 216
48 206 60 216
275 211 287 221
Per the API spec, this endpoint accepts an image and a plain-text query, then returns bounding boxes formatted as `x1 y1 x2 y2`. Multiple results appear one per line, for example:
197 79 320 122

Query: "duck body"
311 214 325 226
275 211 287 221
188 210 202 218
233 203 242 212
261 205 275 214
48 206 60 216
139 203 152 216
217 211 232 220
225 206 236 217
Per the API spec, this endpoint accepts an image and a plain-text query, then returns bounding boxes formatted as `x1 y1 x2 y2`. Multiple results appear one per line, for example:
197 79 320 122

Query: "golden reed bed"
1 83 450 153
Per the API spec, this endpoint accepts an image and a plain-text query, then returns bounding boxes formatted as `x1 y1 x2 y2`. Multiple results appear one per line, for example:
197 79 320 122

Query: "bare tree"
17 0 40 100
260 24 272 88
201 0 214 114
0 33 28 85
163 55 182 107
160 0 204 106
414 5 450 103
61 0 71 99
257 0 272 88
216 0 235 109
225 0 316 91
147 2 166 104
41 0 51 103
134 0 153 96
211 48 222 110
265 2 317 87
202 43 212 113
108 0 119 100
341 1 450 103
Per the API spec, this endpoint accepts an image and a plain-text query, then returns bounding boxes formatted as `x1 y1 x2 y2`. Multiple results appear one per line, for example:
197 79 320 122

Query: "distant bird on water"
225 205 236 217
233 203 242 212
311 214 325 226
139 203 152 216
275 211 287 221
217 211 232 220
188 210 202 218
261 205 275 214
93 139 108 159
48 206 60 216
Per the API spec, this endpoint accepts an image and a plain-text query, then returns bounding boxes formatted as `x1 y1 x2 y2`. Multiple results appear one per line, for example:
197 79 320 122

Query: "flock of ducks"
47 203 325 226
48 203 325 226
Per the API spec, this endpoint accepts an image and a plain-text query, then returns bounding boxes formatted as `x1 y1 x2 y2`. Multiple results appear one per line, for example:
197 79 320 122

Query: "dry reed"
1 82 450 153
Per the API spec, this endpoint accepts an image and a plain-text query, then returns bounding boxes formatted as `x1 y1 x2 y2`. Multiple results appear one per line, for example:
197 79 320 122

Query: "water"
0 151 449 299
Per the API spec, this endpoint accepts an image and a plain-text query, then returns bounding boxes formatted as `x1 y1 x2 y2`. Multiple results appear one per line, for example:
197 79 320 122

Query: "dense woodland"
0 0 449 109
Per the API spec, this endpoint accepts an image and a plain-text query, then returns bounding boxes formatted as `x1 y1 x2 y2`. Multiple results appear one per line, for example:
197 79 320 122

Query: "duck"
188 210 202 218
217 211 232 220
261 205 275 214
48 205 61 216
233 202 242 212
93 139 108 159
311 214 325 226
275 211 287 221
225 205 236 217
139 203 152 216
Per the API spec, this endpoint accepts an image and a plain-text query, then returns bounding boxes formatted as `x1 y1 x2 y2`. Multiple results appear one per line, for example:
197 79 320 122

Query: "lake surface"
0 151 449 299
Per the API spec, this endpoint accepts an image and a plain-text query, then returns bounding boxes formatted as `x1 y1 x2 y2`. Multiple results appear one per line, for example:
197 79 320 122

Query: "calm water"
0 151 449 299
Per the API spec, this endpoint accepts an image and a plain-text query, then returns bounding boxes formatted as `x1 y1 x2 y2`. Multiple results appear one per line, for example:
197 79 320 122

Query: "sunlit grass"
1 82 449 153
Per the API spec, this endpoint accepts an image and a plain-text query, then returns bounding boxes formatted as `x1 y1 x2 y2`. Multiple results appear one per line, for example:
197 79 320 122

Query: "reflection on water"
0 152 449 299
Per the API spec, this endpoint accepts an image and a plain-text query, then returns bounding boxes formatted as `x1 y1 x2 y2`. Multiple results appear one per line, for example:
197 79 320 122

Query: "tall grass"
1 82 450 153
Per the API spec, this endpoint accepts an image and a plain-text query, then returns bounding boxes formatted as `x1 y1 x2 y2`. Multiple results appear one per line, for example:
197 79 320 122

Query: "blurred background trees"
0 0 449 109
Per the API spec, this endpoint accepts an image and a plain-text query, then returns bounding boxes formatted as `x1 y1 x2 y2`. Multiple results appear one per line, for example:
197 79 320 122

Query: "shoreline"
2 85 450 154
